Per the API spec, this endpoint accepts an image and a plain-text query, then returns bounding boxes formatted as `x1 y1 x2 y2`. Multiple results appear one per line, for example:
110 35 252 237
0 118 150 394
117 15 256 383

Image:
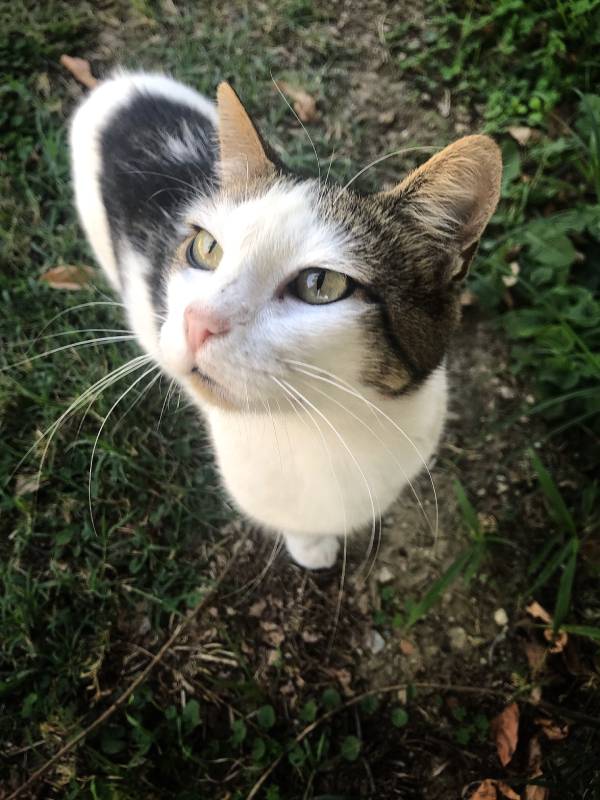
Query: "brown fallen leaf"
40 265 94 290
526 600 568 652
525 736 549 800
523 639 548 673
535 716 569 741
470 779 498 800
469 779 520 800
60 55 98 89
276 81 318 123
525 601 552 624
543 626 568 653
508 125 534 146
491 702 520 767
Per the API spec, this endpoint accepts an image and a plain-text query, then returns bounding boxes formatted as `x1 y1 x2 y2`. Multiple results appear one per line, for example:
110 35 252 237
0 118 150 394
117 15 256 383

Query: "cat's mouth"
189 366 239 410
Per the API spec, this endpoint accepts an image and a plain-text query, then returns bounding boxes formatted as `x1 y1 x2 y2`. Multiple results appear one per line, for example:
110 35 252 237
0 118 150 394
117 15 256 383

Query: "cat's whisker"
226 533 284 602
341 145 439 191
13 328 134 352
324 148 336 187
271 75 321 186
262 395 283 473
30 300 128 342
2 335 138 372
157 377 177 431
88 365 160 535
294 371 434 547
18 355 154 488
276 378 375 646
294 374 434 576
285 359 439 542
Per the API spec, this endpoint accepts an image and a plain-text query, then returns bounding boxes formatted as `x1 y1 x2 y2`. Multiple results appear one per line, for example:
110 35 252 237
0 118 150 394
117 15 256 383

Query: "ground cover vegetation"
1 1 599 798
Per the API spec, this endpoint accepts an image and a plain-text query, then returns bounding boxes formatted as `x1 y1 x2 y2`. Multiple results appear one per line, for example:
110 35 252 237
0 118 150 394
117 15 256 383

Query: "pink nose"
184 305 230 352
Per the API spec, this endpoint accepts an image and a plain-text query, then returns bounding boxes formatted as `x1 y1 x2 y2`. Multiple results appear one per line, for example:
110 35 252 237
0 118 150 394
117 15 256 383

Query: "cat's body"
71 72 501 568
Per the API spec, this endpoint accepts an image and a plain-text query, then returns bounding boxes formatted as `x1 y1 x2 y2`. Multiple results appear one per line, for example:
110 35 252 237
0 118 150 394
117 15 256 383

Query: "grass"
2 0 600 798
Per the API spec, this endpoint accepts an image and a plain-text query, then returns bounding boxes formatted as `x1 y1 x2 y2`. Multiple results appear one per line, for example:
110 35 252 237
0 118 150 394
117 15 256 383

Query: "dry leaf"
15 473 43 496
523 640 548 673
526 601 552 624
60 55 98 89
543 626 568 653
470 779 499 800
524 735 549 799
470 779 520 800
508 126 534 146
40 265 94 290
399 638 415 656
535 716 569 741
491 702 520 767
277 81 318 123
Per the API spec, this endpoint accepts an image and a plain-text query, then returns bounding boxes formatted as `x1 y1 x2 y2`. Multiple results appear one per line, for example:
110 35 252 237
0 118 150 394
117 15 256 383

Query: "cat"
70 72 501 569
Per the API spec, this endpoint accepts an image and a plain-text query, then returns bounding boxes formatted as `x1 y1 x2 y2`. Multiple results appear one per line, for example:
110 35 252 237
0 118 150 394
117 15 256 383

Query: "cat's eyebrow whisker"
88 365 160 535
294 372 434 546
341 145 439 191
271 75 321 187
121 167 201 194
285 359 439 542
2 335 138 372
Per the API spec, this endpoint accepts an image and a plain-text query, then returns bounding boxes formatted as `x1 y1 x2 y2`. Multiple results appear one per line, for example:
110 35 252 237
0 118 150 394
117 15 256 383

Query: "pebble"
376 566 394 584
494 608 509 627
448 626 468 652
368 629 386 654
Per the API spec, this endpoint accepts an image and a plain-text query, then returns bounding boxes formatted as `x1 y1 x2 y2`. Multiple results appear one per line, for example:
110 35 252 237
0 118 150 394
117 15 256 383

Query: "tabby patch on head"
71 71 501 569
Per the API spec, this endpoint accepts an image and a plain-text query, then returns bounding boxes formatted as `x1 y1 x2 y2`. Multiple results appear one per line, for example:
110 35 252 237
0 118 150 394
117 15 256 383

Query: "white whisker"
2 335 137 372
342 145 438 191
88 365 159 535
271 75 321 186
285 359 439 541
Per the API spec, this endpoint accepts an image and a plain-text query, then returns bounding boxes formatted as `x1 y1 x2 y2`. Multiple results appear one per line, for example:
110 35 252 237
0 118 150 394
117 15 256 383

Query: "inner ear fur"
383 135 502 261
216 82 277 183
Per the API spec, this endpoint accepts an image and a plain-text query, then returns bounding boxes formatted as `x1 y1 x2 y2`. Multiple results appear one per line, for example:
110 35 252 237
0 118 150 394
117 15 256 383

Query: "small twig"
6 541 245 800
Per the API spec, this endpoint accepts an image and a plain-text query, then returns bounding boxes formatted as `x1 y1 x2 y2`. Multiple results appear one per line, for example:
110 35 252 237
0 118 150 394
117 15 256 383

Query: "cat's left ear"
381 135 502 279
217 82 277 183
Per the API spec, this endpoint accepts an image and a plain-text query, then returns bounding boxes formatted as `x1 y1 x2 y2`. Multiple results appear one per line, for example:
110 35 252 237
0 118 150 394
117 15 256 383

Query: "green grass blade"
553 538 579 631
453 480 481 539
527 534 561 576
404 549 472 629
562 624 600 642
528 539 574 597
529 451 577 537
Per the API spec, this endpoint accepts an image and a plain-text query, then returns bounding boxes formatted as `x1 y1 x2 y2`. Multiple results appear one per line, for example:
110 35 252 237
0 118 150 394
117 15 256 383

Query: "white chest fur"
203 368 447 539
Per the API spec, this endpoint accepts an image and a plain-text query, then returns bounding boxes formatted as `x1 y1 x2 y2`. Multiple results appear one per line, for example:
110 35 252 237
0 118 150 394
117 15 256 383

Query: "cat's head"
72 75 502 412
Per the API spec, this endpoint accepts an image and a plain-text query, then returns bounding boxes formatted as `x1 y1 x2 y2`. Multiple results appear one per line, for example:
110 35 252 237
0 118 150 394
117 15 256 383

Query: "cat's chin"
186 369 242 411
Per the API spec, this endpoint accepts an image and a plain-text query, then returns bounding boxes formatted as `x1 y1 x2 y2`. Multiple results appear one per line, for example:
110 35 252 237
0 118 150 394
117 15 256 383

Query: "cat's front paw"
283 533 340 569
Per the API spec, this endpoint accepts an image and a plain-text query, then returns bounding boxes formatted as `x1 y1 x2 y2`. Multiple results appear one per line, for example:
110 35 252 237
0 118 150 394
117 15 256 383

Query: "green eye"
292 268 354 305
187 228 223 270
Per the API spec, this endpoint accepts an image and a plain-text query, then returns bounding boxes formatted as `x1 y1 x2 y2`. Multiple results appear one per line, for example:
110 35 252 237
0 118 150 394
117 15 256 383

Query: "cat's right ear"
217 82 277 183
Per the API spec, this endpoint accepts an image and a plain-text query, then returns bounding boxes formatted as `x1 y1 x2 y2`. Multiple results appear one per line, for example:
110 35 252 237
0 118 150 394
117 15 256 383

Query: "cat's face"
156 176 369 411
74 77 501 413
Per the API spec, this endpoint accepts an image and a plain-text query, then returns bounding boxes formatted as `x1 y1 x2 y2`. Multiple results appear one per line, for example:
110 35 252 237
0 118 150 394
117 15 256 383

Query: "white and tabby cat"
70 73 501 569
